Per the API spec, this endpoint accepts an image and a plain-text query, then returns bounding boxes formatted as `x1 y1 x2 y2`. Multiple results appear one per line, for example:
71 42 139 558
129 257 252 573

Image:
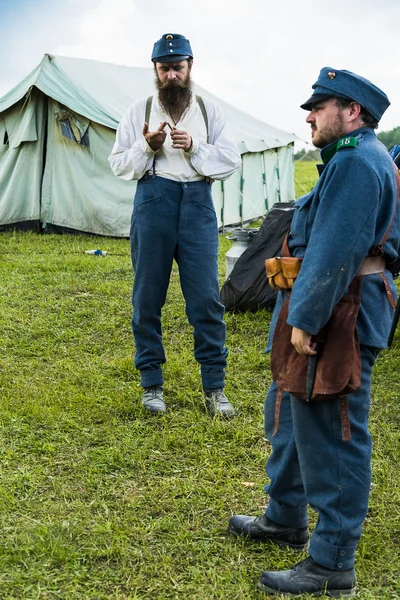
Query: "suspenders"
144 94 210 178
144 95 209 141
195 95 209 144
145 96 153 128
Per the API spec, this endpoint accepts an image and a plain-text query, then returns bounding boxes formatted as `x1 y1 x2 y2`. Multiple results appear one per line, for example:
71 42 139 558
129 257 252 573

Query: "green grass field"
0 162 399 599
294 161 320 198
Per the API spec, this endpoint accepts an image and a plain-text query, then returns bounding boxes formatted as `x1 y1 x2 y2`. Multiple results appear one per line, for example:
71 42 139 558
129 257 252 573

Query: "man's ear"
348 101 362 121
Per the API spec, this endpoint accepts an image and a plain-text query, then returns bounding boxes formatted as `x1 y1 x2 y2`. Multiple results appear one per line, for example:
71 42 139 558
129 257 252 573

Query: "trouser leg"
176 181 228 391
264 381 309 528
291 345 379 570
130 177 179 388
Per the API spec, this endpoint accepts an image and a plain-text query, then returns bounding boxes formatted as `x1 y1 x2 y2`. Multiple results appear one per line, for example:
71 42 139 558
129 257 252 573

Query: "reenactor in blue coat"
229 68 400 597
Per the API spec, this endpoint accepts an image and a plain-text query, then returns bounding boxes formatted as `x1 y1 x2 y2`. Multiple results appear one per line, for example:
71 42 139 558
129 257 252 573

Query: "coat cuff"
143 139 156 155
185 136 199 156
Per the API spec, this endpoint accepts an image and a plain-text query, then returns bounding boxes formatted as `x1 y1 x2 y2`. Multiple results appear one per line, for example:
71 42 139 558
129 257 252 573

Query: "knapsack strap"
282 233 290 257
273 388 283 437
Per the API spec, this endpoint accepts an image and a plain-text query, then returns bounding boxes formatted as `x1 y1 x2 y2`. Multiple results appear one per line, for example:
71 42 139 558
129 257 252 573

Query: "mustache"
156 78 190 90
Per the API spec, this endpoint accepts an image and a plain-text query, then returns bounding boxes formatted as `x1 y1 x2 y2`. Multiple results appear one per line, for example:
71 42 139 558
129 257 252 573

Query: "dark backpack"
220 203 295 312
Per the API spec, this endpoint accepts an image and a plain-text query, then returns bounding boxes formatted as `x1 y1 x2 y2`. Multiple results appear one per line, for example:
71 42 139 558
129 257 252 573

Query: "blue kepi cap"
151 33 193 63
300 67 390 121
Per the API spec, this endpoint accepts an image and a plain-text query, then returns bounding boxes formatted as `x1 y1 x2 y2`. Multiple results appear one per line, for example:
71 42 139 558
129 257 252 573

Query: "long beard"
156 73 193 115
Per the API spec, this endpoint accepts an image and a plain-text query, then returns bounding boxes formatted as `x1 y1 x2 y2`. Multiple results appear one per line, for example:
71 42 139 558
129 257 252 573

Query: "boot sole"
257 581 356 597
274 538 310 551
142 403 166 414
228 524 309 551
207 411 236 419
205 404 236 418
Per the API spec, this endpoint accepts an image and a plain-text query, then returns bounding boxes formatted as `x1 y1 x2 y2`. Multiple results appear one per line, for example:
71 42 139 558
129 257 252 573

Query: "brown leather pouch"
270 278 362 401
265 256 303 290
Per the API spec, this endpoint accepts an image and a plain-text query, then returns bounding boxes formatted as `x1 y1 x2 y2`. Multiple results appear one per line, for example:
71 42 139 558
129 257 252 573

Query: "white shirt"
108 94 241 182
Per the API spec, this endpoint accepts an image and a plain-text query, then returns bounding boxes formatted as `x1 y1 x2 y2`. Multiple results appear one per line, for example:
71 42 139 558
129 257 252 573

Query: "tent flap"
0 88 45 226
3 93 38 149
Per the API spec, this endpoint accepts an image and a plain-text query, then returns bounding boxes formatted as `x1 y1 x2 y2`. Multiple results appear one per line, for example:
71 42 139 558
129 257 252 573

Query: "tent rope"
224 178 269 218
294 177 310 195
224 177 292 217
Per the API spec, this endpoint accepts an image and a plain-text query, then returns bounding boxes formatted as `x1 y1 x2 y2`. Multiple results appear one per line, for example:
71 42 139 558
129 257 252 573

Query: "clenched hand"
291 326 317 356
170 128 192 151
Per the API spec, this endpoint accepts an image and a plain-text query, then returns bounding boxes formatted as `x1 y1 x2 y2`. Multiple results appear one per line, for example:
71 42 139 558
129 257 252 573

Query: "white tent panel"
211 180 223 226
221 168 243 227
241 153 267 223
277 145 296 205
263 150 281 211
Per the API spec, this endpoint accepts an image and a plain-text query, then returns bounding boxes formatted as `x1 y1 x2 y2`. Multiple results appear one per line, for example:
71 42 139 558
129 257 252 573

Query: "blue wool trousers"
263 345 379 571
130 175 228 391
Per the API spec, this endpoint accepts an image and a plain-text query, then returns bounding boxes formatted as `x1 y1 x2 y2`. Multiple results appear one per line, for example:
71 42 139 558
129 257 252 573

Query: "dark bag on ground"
220 203 295 312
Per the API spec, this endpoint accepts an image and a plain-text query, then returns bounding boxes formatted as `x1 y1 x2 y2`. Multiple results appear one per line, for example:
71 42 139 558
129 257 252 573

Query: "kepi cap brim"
300 94 335 111
152 54 190 63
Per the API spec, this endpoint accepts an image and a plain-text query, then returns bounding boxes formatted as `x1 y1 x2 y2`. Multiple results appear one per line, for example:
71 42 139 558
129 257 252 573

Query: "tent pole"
262 153 268 212
240 173 244 227
221 180 225 233
276 149 281 202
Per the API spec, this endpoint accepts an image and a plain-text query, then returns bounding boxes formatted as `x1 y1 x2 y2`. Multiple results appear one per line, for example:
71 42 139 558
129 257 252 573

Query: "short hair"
334 97 379 130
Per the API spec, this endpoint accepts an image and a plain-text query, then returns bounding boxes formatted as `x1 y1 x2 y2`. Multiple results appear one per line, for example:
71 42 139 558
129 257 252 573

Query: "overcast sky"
1 0 399 148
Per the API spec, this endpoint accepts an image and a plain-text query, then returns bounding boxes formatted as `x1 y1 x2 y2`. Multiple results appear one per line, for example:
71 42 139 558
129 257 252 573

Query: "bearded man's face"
154 60 192 114
306 98 348 148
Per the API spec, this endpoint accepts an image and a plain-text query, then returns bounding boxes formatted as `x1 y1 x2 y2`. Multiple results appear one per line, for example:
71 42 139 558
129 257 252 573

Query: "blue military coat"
267 127 400 351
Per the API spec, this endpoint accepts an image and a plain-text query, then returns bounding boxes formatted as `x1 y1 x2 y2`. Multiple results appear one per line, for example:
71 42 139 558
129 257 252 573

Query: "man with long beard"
109 33 240 416
229 68 400 597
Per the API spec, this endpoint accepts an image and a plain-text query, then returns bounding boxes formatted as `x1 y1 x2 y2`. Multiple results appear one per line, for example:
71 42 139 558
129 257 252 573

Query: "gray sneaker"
142 386 166 414
205 389 235 418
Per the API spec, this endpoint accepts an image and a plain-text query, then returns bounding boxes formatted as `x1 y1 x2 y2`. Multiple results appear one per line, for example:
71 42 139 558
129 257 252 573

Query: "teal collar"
320 135 358 164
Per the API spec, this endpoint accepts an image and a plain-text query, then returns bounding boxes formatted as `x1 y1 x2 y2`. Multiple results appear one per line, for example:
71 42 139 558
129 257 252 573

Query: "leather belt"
356 256 386 276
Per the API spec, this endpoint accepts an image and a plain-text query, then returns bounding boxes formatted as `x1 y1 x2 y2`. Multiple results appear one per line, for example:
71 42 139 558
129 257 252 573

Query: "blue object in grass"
85 249 107 256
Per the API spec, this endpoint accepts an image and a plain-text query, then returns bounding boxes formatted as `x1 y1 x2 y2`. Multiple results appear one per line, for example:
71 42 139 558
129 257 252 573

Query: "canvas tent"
0 54 297 236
